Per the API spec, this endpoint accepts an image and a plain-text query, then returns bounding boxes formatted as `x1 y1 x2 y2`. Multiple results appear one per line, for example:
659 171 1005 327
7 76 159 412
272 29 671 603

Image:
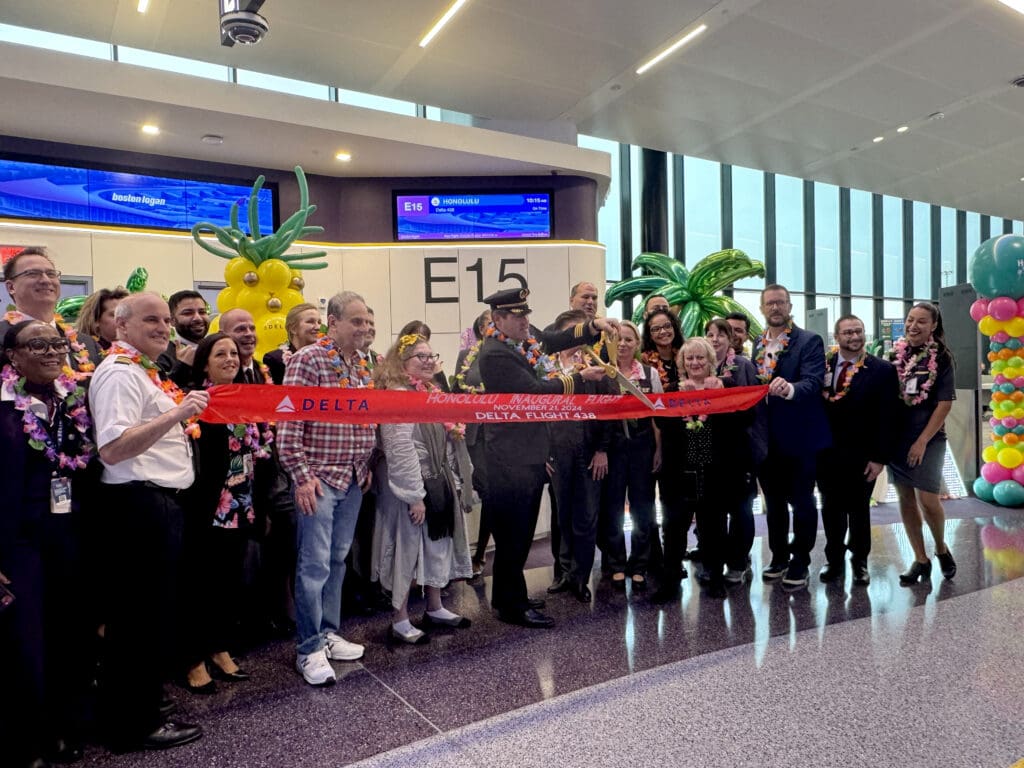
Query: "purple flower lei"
1 364 95 470
893 338 939 406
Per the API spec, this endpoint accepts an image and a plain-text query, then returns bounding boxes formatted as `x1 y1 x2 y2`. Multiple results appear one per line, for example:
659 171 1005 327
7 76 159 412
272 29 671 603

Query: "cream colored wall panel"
1 226 94 278
387 248 425 337
525 246 569 325
191 237 229 283
91 234 194 298
423 299 461 337
293 247 342 316
430 332 462 386
338 248 390 341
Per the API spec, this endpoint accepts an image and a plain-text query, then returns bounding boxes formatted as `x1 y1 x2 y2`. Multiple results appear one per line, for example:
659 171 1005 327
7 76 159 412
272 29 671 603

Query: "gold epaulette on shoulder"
573 322 585 339
559 372 575 395
114 356 133 365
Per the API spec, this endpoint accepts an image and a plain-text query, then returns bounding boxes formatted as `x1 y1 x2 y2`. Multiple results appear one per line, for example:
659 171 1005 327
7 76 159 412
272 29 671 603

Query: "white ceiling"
3 0 1024 218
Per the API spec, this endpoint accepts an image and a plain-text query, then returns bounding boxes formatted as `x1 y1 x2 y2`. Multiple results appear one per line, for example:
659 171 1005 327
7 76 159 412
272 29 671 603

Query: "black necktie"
244 368 255 384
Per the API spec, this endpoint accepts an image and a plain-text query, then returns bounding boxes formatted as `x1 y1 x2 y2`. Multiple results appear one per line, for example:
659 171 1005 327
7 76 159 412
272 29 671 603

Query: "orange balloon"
993 392 1008 403
989 352 999 362
1013 391 1024 403
1002 348 1015 360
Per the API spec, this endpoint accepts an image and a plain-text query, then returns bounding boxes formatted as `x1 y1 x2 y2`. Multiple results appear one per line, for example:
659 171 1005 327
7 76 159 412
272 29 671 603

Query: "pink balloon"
971 298 990 322
996 375 1008 385
991 297 1017 321
1017 298 1024 316
1004 417 1019 428
994 331 1011 343
983 463 1013 484
1013 465 1024 485
1014 377 1024 388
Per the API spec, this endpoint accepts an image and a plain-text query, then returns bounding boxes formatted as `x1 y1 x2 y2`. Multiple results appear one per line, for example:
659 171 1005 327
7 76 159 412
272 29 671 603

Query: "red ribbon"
201 384 767 425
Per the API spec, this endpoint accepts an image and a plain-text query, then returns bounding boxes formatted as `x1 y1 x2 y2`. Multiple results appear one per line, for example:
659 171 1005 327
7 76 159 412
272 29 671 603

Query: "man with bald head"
569 281 600 321
220 308 265 383
89 292 208 751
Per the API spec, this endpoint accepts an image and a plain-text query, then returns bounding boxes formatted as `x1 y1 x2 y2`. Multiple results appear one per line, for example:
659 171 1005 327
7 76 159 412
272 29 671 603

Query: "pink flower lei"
1 363 95 470
893 338 939 406
717 347 737 379
409 377 466 440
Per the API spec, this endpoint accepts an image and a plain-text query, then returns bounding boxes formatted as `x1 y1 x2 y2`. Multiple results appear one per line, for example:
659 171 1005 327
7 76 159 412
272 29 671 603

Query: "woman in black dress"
0 320 97 766
889 302 957 584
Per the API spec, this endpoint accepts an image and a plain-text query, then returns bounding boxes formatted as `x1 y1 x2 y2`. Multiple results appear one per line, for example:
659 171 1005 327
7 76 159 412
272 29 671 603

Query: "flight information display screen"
0 157 275 234
395 192 551 241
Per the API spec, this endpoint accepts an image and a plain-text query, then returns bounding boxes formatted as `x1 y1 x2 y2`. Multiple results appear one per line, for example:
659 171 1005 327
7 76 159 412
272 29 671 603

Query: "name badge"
51 476 72 515
905 377 918 395
243 452 254 476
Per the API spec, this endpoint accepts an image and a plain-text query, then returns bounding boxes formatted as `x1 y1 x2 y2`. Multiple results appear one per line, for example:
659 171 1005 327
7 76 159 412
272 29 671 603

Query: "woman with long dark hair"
889 302 957 585
641 308 684 392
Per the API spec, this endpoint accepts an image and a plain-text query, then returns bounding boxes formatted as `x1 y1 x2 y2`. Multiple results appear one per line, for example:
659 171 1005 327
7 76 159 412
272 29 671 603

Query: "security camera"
220 0 269 47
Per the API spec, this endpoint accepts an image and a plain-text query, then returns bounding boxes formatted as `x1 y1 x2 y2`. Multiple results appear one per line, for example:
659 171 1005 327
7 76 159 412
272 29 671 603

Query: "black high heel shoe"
207 659 251 682
936 548 957 579
899 560 932 585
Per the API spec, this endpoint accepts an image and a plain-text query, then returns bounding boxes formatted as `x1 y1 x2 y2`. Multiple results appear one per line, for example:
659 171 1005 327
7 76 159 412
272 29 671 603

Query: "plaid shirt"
277 343 376 491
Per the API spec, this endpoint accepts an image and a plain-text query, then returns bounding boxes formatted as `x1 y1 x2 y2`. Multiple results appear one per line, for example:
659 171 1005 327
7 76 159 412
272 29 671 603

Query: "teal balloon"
993 479 1024 507
974 476 996 502
971 235 1024 299
994 425 1008 436
1009 339 1023 350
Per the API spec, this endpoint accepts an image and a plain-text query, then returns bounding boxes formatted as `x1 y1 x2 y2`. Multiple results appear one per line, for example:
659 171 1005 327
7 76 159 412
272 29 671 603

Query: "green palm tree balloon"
605 250 766 340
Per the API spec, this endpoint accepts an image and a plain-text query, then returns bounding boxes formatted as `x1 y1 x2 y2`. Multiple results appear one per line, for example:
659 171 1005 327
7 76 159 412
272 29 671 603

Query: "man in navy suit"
754 285 831 588
817 315 898 586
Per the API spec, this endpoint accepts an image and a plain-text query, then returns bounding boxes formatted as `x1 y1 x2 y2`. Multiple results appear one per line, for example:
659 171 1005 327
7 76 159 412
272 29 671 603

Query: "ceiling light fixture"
137 0 150 12
335 151 352 162
141 124 160 135
873 136 884 143
419 0 468 48
997 0 1024 15
201 134 224 145
636 24 707 75
897 126 909 133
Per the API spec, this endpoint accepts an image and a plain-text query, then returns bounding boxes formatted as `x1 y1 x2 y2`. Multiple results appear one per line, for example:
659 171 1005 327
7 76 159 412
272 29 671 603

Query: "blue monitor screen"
395 192 551 241
0 157 275 234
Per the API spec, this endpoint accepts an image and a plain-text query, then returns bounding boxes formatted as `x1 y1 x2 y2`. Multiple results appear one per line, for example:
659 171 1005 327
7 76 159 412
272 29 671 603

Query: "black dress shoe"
140 721 202 750
572 583 592 603
526 597 546 609
704 580 727 599
547 576 570 594
899 559 932 585
497 608 555 628
936 548 957 579
851 560 870 585
159 696 176 718
630 575 647 592
208 661 251 682
761 561 788 581
47 738 83 764
819 562 845 582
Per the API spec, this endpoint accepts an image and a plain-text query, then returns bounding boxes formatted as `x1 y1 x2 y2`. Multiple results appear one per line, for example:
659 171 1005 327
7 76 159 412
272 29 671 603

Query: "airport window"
912 201 932 300
940 206 957 287
814 182 840 294
235 70 330 100
882 195 904 298
683 156 721 268
629 146 644 264
966 211 981 259
775 174 803 291
337 89 417 116
850 188 873 296
732 164 765 291
117 47 231 81
0 23 112 59
851 297 876 341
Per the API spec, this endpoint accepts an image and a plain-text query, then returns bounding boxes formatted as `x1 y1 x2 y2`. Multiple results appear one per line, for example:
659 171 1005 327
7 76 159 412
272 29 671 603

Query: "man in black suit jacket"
156 290 210 384
817 315 898 586
477 287 614 628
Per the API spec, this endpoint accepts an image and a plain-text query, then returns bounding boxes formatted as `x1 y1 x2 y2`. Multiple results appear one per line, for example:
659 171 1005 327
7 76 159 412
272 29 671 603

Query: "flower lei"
754 322 792 383
1 364 95 469
483 322 557 379
716 347 737 379
892 338 938 406
620 358 644 382
316 334 374 389
641 349 673 389
823 350 866 403
409 377 465 440
454 339 485 394
5 310 95 377
108 342 201 437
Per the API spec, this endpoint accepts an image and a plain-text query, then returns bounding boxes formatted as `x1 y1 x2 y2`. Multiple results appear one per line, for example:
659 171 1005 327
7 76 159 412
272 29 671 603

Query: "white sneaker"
296 649 336 686
325 632 365 661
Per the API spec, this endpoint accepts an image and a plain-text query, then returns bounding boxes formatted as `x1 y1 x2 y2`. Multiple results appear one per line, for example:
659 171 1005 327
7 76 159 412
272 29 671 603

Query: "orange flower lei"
317 334 374 389
5 310 95 377
642 349 671 388
754 322 792 383
483 322 557 379
108 342 201 438
822 350 866 403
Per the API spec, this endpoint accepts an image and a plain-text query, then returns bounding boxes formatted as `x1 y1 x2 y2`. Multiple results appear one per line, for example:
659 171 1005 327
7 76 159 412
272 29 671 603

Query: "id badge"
243 452 254 476
51 476 72 514
905 377 918 395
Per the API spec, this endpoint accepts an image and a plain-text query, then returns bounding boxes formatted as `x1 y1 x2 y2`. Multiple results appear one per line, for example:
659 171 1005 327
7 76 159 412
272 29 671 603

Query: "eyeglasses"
762 300 789 309
7 268 61 281
18 338 70 355
649 324 674 334
837 329 864 337
412 353 440 363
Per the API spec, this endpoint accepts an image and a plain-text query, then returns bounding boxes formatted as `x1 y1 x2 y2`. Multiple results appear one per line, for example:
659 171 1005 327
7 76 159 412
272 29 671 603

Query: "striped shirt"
277 343 376 491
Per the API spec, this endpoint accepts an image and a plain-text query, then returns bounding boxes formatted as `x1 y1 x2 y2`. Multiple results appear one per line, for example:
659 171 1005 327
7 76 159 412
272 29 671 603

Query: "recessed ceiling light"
137 0 150 12
201 134 224 145
419 0 468 48
636 24 707 75
896 126 909 133
873 136 884 143
335 151 352 162
997 0 1024 15
1019 176 1024 182
141 124 160 135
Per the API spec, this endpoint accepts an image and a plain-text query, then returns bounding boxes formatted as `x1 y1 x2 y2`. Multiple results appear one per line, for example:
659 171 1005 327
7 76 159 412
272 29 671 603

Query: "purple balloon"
983 463 1013 484
971 298 991 322
990 297 1017 321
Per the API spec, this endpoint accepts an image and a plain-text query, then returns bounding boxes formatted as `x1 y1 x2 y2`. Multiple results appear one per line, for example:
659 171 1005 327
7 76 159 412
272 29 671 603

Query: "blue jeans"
294 480 362 655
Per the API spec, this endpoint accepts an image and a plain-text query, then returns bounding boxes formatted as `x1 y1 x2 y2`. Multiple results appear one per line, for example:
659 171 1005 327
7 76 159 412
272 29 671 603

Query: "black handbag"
421 423 456 541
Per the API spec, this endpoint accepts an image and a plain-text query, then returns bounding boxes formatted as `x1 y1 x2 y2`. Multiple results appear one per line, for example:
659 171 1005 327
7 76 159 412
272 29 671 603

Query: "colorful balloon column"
191 166 327 361
969 234 1024 506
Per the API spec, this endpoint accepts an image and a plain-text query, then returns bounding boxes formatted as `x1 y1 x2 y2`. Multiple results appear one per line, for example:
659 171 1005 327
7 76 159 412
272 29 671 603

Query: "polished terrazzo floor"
83 498 1024 767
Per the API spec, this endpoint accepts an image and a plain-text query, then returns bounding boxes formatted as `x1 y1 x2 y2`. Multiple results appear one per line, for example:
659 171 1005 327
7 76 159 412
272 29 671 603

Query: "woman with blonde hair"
76 287 129 353
372 334 474 643
263 302 321 385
